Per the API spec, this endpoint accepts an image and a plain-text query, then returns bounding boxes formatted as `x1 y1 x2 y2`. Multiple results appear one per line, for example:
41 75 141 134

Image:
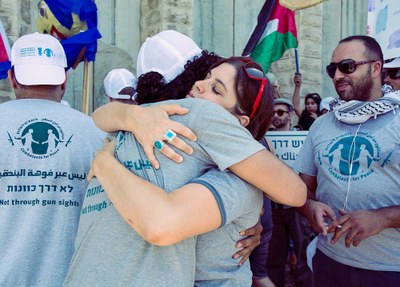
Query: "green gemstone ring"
154 139 164 151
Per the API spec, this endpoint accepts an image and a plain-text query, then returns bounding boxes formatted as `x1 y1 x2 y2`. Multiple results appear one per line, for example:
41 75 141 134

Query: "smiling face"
331 41 375 102
188 63 239 113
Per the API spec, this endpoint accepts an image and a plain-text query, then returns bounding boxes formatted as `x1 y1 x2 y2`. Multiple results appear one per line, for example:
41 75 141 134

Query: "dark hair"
304 93 322 115
136 54 274 141
339 35 384 71
136 50 222 104
207 57 274 140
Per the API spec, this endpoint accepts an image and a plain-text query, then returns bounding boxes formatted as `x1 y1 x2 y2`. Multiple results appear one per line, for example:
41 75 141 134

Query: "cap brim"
383 57 400 68
108 94 132 100
14 64 66 85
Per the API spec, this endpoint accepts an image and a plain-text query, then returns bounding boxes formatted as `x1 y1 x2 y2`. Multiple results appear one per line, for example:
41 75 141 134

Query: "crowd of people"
0 28 400 287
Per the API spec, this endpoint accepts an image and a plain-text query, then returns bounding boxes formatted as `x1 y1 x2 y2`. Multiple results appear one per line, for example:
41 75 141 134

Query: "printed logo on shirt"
319 131 381 182
7 118 72 159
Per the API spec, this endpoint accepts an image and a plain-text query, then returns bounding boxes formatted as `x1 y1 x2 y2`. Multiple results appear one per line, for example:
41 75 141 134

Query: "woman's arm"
292 73 303 118
229 149 306 207
92 101 197 168
90 140 222 246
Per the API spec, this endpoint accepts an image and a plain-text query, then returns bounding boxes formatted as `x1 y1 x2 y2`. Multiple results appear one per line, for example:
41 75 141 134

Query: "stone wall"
140 0 194 40
0 1 367 112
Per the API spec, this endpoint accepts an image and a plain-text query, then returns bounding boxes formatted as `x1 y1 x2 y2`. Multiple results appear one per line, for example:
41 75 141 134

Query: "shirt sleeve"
191 168 263 227
171 98 265 171
293 117 320 176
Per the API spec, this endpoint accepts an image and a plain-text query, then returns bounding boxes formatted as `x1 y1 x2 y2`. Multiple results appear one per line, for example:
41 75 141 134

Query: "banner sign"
265 131 308 167
366 0 400 60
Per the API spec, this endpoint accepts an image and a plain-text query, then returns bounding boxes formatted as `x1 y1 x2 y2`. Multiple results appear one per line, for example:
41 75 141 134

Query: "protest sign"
367 0 400 60
266 131 308 167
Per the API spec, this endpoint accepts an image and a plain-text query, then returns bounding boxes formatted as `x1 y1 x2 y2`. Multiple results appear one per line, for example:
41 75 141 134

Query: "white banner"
366 0 400 60
265 131 308 168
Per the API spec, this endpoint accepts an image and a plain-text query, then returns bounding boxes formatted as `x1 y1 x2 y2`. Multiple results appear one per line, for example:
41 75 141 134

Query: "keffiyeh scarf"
330 85 400 124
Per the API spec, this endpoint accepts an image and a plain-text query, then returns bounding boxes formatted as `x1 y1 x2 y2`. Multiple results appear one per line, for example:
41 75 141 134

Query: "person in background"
382 57 400 91
267 72 283 99
295 35 400 287
249 136 276 287
292 74 322 130
265 98 314 287
103 68 138 104
0 32 104 287
319 96 335 115
270 98 295 131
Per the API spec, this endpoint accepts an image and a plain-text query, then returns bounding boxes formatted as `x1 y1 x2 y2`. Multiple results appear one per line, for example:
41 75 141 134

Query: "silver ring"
336 224 343 230
163 129 177 142
154 139 164 151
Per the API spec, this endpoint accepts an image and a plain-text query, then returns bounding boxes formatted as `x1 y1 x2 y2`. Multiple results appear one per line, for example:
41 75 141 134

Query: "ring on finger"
154 139 165 151
336 224 343 230
163 129 177 142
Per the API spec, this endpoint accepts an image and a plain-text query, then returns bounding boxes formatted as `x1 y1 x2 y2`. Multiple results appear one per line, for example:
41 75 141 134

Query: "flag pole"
295 48 300 74
82 59 92 115
81 0 95 115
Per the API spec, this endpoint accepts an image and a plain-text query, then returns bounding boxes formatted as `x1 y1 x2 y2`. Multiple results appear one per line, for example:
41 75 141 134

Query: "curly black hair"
135 50 222 104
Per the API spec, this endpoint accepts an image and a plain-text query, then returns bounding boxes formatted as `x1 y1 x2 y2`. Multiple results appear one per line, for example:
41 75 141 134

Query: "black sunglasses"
326 59 376 78
274 109 288 116
383 69 400 80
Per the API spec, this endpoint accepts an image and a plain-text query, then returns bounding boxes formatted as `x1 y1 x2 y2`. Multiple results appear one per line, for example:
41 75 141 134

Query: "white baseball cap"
383 57 400 68
320 96 335 111
136 30 202 83
11 32 67 85
103 68 137 100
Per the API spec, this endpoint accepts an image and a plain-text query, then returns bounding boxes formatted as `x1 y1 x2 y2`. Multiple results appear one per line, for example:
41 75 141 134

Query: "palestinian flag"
0 19 11 80
242 0 298 72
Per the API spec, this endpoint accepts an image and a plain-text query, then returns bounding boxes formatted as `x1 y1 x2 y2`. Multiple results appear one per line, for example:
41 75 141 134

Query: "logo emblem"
321 132 380 181
9 118 72 159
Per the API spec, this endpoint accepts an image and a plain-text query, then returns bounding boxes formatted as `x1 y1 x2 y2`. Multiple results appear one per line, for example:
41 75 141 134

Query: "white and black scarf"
330 85 400 124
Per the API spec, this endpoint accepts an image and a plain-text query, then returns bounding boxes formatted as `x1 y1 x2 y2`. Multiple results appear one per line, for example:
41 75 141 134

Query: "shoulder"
158 98 239 124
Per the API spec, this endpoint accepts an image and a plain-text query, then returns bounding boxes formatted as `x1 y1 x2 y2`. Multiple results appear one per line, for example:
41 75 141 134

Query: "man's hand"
232 220 263 267
303 199 336 236
329 209 386 247
132 104 197 169
293 74 302 87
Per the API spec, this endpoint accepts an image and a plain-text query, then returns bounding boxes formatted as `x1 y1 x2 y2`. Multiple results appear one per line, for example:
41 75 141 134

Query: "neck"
275 124 291 131
15 86 62 102
367 84 384 102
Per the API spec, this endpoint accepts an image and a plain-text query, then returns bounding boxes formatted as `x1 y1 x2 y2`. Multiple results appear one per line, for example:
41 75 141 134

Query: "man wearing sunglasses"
270 98 294 131
383 57 400 91
294 35 400 287
267 97 315 287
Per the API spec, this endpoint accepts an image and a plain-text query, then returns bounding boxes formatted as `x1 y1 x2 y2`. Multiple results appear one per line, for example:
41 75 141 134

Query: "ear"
60 71 68 91
237 115 250 127
8 69 18 89
372 61 383 79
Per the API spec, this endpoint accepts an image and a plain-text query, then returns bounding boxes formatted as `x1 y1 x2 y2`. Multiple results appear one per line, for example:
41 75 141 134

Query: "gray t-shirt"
0 99 104 287
63 98 264 287
193 169 262 286
294 111 400 271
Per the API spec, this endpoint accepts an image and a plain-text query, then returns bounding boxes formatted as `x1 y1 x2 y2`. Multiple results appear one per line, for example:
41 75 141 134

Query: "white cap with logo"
11 32 67 85
136 30 202 83
103 68 137 100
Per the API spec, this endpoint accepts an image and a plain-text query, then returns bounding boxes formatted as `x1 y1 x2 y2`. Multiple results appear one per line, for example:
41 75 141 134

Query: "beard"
335 66 374 102
272 116 289 130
